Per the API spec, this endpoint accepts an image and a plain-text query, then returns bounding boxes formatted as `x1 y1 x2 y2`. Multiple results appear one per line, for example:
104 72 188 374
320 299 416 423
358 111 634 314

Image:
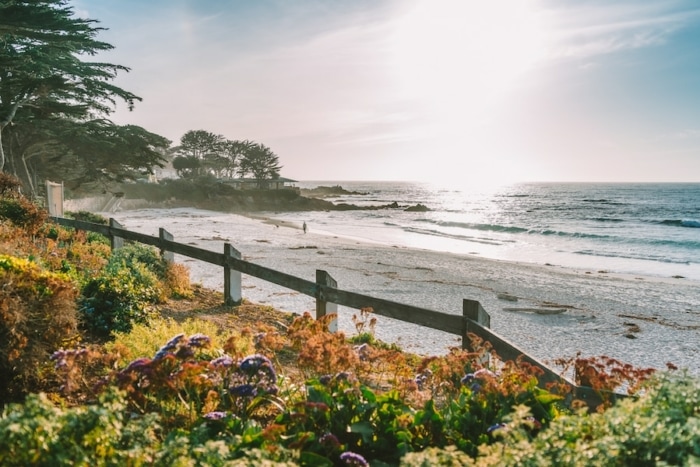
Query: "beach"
104 207 700 374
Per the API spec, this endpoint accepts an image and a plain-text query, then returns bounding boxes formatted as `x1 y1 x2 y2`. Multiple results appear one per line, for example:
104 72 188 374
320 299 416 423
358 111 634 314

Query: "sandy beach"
104 207 700 374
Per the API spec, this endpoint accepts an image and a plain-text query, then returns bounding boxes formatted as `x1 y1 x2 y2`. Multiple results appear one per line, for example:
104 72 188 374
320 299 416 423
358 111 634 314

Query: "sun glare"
389 0 545 119
387 0 547 187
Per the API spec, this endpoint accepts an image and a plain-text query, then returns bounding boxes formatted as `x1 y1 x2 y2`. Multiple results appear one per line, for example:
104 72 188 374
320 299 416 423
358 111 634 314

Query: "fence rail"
51 215 610 406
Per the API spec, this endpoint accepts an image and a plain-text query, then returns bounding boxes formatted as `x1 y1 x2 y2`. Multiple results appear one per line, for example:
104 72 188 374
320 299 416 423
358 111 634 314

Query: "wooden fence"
50 216 610 406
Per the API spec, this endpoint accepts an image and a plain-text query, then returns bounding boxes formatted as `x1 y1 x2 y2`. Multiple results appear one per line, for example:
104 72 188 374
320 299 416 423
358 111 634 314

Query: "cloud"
544 1 700 59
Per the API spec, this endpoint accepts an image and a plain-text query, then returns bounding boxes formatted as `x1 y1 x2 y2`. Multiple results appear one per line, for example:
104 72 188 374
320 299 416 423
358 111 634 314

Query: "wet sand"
105 207 700 374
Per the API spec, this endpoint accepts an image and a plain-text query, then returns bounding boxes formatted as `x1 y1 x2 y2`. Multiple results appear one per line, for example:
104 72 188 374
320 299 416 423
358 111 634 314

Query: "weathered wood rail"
51 216 610 405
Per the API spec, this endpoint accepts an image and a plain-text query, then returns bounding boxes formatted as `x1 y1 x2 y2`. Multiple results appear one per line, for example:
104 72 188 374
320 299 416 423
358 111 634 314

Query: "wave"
574 249 692 265
581 199 627 205
418 219 529 234
402 226 505 246
658 219 700 228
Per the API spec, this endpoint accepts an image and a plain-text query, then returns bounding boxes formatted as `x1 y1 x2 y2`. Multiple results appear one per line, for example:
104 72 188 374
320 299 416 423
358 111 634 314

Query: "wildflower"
175 345 195 360
188 333 211 348
230 383 257 397
210 355 234 368
154 333 185 360
319 374 333 385
461 373 475 385
340 451 369 467
335 371 351 382
239 354 277 382
203 411 227 420
470 382 482 393
123 357 152 373
354 343 370 360
474 368 497 378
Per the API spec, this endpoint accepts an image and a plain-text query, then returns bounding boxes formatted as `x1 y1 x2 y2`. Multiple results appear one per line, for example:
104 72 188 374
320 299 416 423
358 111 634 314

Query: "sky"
74 0 700 185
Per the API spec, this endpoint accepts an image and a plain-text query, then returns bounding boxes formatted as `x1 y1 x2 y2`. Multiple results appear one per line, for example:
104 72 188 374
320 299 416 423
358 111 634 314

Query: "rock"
404 203 430 212
497 293 518 302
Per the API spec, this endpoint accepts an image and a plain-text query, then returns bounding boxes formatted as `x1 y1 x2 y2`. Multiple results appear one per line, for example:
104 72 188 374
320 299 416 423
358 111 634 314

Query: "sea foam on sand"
105 208 700 374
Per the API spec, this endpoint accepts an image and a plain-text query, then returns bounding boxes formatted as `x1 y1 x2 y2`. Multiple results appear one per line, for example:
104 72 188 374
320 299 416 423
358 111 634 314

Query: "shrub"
65 210 108 225
105 317 248 367
0 197 47 234
475 371 700 466
0 255 78 403
0 389 162 466
80 253 162 338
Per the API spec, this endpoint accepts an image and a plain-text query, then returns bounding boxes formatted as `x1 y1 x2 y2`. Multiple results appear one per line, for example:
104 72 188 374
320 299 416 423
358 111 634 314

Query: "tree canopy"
0 0 167 195
238 143 282 187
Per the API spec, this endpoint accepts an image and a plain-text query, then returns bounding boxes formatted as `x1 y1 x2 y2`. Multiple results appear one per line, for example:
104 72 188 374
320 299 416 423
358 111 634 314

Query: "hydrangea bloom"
203 411 227 420
339 451 369 467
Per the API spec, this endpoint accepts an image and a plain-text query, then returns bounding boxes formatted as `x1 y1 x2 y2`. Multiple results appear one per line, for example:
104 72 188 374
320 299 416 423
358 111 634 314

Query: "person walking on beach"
303 221 307 234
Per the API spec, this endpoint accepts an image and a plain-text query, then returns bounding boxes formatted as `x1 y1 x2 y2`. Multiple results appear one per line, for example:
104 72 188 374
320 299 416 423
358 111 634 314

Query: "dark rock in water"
405 203 430 212
388 201 399 208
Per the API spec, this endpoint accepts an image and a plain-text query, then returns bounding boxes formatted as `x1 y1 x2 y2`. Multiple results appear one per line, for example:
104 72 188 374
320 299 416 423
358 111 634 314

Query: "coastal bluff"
67 181 430 213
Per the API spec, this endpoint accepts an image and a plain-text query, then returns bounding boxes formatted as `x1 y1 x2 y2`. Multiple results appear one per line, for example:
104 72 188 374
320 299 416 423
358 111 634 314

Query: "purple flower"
188 333 211 348
335 371 351 382
175 345 195 360
239 354 277 383
339 451 369 467
319 374 333 385
210 355 234 368
123 357 152 373
461 373 475 385
239 354 272 372
154 333 185 360
230 383 257 397
203 411 227 420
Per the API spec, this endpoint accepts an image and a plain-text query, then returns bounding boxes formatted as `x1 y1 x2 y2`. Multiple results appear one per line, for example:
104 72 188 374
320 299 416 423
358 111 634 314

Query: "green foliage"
238 142 282 186
79 244 163 338
66 210 109 225
106 317 249 367
0 197 47 233
113 242 168 278
0 389 162 466
0 254 78 403
476 372 700 466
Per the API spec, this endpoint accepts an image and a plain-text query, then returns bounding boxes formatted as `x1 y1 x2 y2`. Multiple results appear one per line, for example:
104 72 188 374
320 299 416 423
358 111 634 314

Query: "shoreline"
104 207 700 374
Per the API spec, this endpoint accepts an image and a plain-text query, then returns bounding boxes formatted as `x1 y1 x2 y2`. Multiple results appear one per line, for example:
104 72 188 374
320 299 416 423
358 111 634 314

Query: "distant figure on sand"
303 221 307 234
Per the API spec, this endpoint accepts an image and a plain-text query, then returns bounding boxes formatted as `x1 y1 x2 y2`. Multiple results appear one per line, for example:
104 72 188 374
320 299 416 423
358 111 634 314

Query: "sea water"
276 182 700 280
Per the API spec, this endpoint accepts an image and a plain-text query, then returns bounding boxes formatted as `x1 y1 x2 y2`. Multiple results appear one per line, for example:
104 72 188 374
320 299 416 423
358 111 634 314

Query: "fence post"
159 228 174 263
462 299 490 351
316 270 338 332
224 243 242 306
109 218 124 251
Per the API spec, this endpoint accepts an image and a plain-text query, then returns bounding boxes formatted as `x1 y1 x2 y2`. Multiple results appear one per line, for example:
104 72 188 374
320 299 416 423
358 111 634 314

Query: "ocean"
276 182 700 281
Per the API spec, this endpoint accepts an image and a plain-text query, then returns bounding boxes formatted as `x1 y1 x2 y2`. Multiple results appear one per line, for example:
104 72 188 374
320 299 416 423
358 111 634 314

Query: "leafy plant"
79 251 162 338
0 254 78 403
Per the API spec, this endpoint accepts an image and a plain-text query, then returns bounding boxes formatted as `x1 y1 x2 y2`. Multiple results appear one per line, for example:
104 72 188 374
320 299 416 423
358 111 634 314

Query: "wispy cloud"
545 1 700 59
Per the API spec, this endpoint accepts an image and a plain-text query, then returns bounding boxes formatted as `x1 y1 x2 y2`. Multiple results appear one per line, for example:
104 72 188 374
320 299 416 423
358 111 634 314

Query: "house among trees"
221 177 298 191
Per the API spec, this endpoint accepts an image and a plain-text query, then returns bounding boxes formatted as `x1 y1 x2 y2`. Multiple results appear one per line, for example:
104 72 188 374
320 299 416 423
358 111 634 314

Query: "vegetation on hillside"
0 173 698 465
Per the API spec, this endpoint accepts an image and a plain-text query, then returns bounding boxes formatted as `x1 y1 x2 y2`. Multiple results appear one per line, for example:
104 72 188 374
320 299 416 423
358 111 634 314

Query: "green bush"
65 210 109 225
0 389 162 466
110 242 168 279
476 372 700 466
0 255 78 403
79 245 164 338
